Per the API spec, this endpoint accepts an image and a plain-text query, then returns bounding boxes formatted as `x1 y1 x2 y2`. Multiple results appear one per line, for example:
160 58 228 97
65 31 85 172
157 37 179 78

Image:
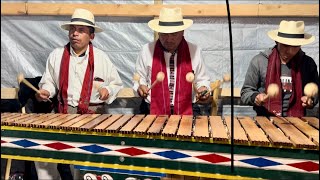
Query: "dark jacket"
241 47 319 116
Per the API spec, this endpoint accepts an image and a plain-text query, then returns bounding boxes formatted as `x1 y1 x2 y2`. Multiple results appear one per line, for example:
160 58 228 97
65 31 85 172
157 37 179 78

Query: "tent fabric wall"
1 1 318 89
1 1 319 179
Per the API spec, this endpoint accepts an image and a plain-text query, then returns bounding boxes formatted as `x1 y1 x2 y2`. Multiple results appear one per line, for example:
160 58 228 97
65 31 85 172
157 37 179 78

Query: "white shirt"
39 45 123 107
133 41 211 104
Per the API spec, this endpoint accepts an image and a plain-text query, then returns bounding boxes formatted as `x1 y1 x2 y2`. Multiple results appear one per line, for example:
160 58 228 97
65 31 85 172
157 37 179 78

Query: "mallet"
17 73 52 102
133 73 141 86
263 83 279 101
186 72 199 93
304 82 318 103
148 72 165 92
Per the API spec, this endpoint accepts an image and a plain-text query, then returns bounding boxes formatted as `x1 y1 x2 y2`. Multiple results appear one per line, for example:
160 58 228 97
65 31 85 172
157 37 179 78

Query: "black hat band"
71 18 94 26
278 32 304 39
159 21 184 26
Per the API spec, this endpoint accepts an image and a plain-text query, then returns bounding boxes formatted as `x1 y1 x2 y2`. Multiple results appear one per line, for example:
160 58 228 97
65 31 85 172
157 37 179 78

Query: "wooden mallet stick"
148 72 165 92
17 73 52 102
203 73 232 96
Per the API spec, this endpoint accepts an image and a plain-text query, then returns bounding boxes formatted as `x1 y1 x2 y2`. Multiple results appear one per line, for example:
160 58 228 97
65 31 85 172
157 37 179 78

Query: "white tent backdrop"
1 1 319 178
1 0 319 89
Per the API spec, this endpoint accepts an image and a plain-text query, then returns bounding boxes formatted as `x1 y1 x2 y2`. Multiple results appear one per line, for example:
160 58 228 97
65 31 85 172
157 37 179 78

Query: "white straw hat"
267 20 315 46
61 8 103 33
148 7 193 33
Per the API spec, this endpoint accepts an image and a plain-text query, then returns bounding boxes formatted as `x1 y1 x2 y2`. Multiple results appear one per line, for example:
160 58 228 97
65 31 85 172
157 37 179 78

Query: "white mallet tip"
185 72 195 83
17 73 24 83
223 74 231 82
267 83 279 98
304 82 318 97
133 73 140 81
156 72 165 82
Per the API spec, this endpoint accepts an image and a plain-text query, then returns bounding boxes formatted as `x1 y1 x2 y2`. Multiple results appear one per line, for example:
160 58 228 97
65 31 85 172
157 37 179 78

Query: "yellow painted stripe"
1 154 262 179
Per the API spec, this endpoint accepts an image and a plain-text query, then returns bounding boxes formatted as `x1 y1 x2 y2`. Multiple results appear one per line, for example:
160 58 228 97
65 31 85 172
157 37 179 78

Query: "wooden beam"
1 88 19 99
1 3 26 15
258 4 319 17
1 3 318 17
220 88 241 98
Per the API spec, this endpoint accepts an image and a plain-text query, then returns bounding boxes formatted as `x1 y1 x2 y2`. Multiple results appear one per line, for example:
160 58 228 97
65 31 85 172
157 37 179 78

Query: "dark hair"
89 26 95 34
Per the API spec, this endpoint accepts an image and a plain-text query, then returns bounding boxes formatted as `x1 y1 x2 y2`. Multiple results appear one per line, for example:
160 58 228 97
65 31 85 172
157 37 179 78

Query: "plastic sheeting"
1 0 319 91
2 15 318 88
1 1 319 178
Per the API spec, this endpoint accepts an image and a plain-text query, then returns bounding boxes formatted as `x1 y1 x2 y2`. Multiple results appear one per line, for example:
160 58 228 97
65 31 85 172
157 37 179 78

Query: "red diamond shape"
116 147 150 156
44 142 74 150
287 161 319 172
1 140 7 143
196 154 231 163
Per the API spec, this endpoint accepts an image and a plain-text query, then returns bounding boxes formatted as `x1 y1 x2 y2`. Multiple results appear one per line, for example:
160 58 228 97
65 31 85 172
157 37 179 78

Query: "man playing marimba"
133 7 211 115
35 8 123 179
241 20 319 117
36 8 123 114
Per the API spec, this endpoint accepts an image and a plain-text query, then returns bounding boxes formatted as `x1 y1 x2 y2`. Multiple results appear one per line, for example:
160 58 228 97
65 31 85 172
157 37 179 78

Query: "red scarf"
58 43 94 114
150 38 193 115
265 47 304 117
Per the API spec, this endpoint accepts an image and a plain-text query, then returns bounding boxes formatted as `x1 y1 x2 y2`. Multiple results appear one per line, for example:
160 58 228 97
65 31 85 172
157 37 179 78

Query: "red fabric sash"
58 43 95 114
150 38 193 115
264 47 304 117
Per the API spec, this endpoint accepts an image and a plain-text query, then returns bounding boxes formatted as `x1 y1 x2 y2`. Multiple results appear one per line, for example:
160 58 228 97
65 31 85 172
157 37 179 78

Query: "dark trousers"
57 163 73 180
24 161 38 180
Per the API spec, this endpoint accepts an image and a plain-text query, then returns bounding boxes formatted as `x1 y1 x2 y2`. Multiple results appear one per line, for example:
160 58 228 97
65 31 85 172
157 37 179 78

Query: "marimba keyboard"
1 113 318 150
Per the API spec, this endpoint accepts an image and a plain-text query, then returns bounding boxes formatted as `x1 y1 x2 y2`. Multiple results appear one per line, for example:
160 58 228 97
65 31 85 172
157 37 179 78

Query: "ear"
90 33 95 40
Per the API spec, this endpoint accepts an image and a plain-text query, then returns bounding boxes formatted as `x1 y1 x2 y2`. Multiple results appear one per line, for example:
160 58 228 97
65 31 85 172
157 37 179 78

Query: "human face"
69 25 94 55
276 42 301 64
158 31 184 53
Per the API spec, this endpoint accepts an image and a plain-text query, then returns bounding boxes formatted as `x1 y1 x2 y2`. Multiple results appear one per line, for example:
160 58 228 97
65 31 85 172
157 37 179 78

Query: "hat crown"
71 8 95 25
278 20 305 35
159 7 183 22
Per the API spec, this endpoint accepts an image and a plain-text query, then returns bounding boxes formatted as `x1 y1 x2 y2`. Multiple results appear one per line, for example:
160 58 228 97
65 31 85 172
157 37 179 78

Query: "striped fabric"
169 51 176 105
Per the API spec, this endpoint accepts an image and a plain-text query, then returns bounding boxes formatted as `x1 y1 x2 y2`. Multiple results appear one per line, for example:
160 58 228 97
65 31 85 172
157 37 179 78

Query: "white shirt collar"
70 44 90 57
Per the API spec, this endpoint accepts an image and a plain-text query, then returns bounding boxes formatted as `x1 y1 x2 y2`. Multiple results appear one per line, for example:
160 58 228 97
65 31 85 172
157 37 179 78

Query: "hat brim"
61 22 103 33
148 19 193 33
268 30 315 46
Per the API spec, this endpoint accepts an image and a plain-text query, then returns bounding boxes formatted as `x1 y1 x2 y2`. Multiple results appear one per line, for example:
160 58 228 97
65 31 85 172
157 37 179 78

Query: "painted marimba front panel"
1 113 319 179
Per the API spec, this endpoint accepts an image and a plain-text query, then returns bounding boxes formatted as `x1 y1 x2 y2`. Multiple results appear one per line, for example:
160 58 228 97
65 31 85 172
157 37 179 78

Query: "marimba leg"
4 159 12 180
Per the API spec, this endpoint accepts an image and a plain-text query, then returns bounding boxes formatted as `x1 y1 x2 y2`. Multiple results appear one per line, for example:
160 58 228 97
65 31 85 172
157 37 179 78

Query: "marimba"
1 113 319 179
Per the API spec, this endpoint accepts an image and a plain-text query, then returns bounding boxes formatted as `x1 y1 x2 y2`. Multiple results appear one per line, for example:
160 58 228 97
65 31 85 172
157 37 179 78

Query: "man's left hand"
196 86 210 101
99 88 109 101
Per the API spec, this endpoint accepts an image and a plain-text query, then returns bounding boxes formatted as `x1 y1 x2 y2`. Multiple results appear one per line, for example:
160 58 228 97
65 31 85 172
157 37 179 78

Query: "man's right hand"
35 89 50 102
137 85 149 99
254 93 267 106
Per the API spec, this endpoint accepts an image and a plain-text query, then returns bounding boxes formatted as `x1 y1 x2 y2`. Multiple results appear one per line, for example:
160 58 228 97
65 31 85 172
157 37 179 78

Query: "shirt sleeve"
101 55 123 104
191 45 211 92
240 56 261 105
38 51 58 98
133 44 152 93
